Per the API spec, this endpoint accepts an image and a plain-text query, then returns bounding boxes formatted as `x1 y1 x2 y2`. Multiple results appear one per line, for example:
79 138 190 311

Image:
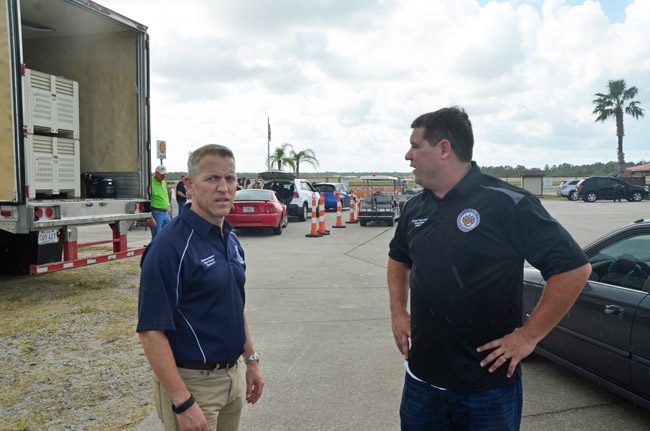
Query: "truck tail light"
34 206 59 221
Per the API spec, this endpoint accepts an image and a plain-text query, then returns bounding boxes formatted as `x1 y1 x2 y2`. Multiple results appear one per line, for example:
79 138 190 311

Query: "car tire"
282 212 288 228
360 219 367 226
568 191 579 201
631 191 643 202
585 192 597 202
272 218 282 235
298 203 308 221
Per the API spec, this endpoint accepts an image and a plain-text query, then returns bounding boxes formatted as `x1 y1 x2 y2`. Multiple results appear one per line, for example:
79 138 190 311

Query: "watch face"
247 354 259 362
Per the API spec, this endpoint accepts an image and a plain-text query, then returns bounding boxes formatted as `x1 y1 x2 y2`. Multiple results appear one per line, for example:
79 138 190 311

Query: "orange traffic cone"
305 193 322 238
346 193 358 224
333 192 346 228
318 193 330 235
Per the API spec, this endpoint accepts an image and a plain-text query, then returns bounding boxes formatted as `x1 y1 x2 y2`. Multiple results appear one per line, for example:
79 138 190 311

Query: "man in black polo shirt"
388 107 591 430
138 144 264 430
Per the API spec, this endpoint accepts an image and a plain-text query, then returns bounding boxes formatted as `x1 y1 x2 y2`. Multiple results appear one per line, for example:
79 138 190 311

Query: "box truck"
0 0 151 274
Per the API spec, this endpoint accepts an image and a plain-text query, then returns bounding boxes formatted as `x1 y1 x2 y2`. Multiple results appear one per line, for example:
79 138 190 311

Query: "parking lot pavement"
132 200 650 430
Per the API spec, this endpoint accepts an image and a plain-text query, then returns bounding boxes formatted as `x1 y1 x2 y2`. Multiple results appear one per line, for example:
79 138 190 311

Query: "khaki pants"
153 362 243 431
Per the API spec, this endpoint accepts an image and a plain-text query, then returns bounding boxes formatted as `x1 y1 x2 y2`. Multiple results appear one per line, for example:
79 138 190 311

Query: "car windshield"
235 190 275 201
315 184 335 192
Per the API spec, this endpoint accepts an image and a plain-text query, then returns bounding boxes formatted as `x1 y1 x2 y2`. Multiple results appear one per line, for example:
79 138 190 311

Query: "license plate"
38 229 59 245
243 206 255 213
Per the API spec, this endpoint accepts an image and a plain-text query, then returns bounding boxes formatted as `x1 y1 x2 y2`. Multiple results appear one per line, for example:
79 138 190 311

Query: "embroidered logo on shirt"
411 218 428 228
457 209 480 232
200 255 216 267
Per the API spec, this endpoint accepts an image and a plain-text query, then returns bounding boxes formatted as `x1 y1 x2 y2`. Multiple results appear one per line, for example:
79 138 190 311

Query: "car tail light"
578 185 584 191
293 191 299 199
264 203 276 213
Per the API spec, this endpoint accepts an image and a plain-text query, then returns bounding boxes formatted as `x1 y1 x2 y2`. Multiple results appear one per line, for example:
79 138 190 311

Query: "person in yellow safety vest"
150 165 172 240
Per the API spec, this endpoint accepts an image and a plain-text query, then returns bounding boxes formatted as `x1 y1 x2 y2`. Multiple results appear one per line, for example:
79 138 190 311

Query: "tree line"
480 161 647 178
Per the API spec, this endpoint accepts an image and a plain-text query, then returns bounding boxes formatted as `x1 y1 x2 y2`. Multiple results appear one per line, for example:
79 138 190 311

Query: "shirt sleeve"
508 195 588 280
388 199 413 266
136 239 180 333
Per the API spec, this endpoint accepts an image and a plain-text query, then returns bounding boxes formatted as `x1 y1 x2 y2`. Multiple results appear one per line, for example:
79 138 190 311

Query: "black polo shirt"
137 209 247 364
389 163 587 391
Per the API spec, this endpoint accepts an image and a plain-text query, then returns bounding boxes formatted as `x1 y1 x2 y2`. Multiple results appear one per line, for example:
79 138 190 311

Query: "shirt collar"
422 161 481 201
181 207 232 239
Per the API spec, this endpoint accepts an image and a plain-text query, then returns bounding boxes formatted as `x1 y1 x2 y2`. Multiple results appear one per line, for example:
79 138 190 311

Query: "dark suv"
576 176 648 202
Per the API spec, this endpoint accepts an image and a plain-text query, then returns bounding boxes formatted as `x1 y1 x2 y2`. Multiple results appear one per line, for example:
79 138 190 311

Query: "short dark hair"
411 107 474 162
187 144 235 178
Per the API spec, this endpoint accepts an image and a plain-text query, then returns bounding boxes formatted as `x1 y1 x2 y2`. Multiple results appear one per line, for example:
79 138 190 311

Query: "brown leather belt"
176 361 237 371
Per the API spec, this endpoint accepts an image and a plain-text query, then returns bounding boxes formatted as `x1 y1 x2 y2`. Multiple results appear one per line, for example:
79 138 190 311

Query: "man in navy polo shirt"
138 144 264 430
388 107 591 430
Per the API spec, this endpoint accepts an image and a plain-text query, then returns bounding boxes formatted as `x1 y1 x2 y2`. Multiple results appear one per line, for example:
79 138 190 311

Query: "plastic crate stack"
23 68 80 198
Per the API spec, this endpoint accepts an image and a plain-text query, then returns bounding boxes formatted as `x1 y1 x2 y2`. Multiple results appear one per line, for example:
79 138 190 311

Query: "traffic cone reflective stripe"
305 193 322 237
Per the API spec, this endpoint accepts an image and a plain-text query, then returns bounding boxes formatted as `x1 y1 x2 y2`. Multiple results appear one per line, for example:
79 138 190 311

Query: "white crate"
25 134 80 198
23 69 80 138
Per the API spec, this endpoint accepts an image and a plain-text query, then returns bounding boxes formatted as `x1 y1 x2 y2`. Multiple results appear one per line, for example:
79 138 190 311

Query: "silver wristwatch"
244 353 260 364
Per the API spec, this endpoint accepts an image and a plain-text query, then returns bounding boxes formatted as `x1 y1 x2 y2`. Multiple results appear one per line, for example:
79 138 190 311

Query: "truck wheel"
299 203 308 221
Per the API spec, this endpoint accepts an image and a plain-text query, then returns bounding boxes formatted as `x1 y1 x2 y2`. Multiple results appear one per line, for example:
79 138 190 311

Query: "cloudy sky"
100 0 649 174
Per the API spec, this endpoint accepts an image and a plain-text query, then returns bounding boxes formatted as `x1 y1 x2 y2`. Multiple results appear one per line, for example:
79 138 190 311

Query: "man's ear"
184 176 194 194
438 139 453 160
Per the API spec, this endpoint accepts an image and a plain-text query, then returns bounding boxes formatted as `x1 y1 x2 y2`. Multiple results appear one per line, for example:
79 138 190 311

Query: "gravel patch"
0 258 154 430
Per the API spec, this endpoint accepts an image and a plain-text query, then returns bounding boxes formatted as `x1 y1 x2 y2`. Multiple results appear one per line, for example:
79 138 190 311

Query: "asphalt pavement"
125 199 650 430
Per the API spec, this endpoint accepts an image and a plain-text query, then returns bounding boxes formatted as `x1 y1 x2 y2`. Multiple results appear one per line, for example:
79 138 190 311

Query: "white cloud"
99 0 650 173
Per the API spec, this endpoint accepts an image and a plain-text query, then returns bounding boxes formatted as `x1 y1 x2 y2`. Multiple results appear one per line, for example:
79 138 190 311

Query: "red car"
226 189 288 235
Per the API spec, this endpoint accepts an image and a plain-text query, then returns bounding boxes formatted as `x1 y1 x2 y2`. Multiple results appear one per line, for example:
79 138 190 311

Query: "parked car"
226 189 288 235
523 219 650 410
313 182 351 210
577 176 648 202
259 170 319 221
556 178 581 201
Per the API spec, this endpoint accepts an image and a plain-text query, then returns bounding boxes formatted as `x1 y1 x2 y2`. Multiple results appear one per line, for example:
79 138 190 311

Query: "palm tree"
289 148 319 177
593 79 644 175
268 143 293 171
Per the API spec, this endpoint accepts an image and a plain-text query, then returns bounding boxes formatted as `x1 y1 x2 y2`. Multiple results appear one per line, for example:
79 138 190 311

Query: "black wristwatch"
172 394 195 414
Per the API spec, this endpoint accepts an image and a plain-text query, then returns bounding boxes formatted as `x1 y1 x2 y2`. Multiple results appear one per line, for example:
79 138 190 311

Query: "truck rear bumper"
0 199 150 234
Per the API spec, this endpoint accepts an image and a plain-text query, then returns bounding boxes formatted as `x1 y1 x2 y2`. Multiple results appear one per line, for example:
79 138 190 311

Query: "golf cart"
358 175 401 226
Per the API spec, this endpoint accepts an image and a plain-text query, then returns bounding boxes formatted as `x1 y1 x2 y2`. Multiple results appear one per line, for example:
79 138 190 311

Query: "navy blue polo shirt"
137 208 247 364
389 163 587 391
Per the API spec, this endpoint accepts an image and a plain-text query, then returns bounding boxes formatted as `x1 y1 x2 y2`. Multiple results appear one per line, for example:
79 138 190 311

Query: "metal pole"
267 116 271 170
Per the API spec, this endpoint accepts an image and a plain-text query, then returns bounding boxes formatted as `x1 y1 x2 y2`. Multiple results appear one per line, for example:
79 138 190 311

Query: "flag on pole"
267 116 271 170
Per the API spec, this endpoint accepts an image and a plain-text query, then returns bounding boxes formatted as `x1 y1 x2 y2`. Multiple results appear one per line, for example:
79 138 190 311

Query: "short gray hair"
187 144 235 178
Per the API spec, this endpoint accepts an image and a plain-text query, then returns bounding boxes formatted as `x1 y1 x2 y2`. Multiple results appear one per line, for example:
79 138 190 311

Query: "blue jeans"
400 373 522 431
151 209 171 240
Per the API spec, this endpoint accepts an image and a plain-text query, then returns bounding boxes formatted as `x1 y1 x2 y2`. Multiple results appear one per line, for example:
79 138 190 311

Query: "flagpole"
267 116 271 170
